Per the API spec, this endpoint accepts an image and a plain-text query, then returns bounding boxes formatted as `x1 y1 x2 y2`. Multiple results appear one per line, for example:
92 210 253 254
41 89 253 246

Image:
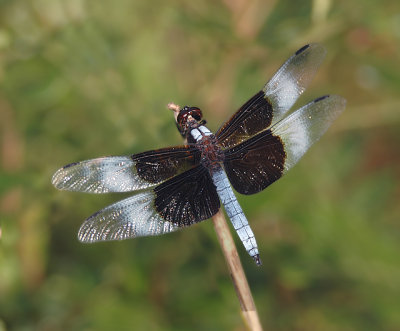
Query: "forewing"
224 95 346 195
216 44 326 149
264 43 327 126
78 165 220 242
52 146 200 193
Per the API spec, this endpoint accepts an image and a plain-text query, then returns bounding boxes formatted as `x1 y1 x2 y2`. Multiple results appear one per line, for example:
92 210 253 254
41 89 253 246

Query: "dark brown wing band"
223 130 286 195
154 165 220 226
216 91 273 149
133 145 201 184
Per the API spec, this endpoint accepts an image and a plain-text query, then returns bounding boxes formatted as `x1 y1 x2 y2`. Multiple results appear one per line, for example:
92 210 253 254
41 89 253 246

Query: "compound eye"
189 107 202 121
177 107 189 127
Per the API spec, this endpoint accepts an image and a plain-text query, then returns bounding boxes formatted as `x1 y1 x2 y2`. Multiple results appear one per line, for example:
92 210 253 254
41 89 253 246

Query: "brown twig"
212 211 263 331
168 103 263 331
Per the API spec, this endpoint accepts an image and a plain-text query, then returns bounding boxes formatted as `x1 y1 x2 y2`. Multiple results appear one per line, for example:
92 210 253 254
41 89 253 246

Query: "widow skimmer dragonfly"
52 44 345 266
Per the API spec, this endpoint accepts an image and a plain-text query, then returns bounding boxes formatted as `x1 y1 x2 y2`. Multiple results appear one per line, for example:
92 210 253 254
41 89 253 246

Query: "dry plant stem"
212 211 263 331
168 102 263 331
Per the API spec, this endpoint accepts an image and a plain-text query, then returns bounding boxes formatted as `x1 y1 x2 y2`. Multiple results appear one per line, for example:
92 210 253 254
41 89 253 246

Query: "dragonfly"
52 44 346 266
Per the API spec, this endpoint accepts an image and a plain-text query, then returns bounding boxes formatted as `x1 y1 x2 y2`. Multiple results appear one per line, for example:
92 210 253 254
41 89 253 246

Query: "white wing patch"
271 95 346 172
78 190 179 242
264 43 327 126
52 156 156 193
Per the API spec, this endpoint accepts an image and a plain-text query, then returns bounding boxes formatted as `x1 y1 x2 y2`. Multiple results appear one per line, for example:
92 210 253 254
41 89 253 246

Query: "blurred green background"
1 0 399 330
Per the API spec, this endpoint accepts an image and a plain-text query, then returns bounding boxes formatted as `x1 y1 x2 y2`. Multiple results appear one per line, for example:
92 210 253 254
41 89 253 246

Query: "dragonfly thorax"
190 126 225 171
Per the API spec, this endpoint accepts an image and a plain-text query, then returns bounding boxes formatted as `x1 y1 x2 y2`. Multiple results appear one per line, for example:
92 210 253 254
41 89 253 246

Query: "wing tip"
63 161 80 169
51 167 65 189
314 94 330 102
295 44 310 55
77 224 96 243
314 94 347 110
51 162 80 189
295 43 326 57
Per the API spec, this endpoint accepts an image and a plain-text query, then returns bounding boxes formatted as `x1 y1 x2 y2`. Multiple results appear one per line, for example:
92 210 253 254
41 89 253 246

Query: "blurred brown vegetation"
1 0 399 330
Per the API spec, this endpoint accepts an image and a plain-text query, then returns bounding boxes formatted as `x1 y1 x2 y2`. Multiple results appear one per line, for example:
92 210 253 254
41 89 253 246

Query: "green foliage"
1 0 400 330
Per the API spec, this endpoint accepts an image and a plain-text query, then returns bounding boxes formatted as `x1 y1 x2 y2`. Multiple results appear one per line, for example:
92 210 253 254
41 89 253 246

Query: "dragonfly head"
176 106 204 137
